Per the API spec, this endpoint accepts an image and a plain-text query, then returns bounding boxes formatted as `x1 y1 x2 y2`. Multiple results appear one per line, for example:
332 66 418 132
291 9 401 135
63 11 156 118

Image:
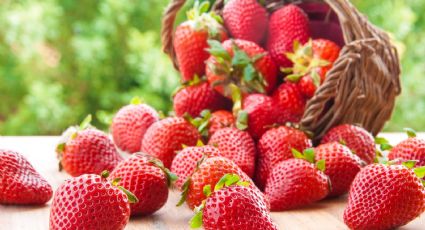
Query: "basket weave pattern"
161 0 401 141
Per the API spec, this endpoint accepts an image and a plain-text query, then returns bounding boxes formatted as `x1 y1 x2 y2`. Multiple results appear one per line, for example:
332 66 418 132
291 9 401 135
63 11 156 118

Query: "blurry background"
0 0 423 135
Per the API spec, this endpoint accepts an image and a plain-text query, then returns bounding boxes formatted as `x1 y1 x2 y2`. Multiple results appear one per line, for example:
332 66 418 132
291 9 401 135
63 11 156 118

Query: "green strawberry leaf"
130 96 142 105
214 174 241 192
203 184 212 197
316 159 326 172
150 159 178 187
236 110 248 131
56 143 65 154
414 166 425 179
292 148 304 160
243 64 256 82
232 48 251 67
190 206 204 228
207 40 231 60
177 178 191 206
404 128 417 138
236 181 250 187
118 185 139 204
79 114 92 130
101 170 110 179
111 178 122 186
374 137 393 151
303 148 315 164
311 70 321 87
402 160 418 169
286 74 303 82
198 1 210 14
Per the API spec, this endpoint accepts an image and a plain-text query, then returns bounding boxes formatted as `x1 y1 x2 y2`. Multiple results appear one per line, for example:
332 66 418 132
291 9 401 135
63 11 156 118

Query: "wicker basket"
161 0 401 141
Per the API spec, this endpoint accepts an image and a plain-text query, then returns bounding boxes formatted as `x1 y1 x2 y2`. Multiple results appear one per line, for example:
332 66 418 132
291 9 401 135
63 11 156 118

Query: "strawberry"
264 157 330 211
240 94 280 140
255 126 312 190
388 129 425 166
111 97 159 153
173 79 231 117
0 150 52 205
49 171 137 230
283 39 341 98
222 0 269 44
321 124 376 164
110 153 176 216
179 156 255 210
314 142 364 197
174 1 228 82
171 144 221 189
208 127 256 177
207 110 235 136
343 163 425 230
267 4 310 68
56 115 123 177
272 82 306 123
206 39 278 98
141 117 201 168
189 174 278 230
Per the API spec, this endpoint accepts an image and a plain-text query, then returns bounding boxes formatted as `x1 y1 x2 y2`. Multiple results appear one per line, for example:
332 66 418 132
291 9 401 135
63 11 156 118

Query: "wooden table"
1 134 424 230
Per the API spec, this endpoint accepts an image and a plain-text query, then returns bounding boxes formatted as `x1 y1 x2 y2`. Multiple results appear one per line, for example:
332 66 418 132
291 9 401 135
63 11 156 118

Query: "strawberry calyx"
184 109 212 138
186 0 224 39
101 170 139 204
130 96 144 105
149 159 178 187
189 174 250 229
177 178 191 207
283 40 330 87
399 161 425 186
207 39 268 97
404 127 417 138
291 148 326 172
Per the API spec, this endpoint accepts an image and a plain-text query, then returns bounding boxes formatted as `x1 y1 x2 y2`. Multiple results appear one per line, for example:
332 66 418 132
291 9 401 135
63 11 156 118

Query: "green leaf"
207 40 230 60
236 181 250 187
118 186 139 204
203 185 212 197
292 148 304 159
198 1 210 14
380 143 393 151
101 170 110 179
286 74 303 82
79 114 92 130
177 178 191 206
311 71 321 87
150 159 178 186
214 174 230 191
243 64 256 82
196 139 204 147
236 110 248 131
404 128 417 138
316 159 326 172
402 160 418 169
190 208 203 228
224 174 240 187
303 148 315 163
56 143 65 153
414 166 425 179
130 96 142 105
232 48 251 67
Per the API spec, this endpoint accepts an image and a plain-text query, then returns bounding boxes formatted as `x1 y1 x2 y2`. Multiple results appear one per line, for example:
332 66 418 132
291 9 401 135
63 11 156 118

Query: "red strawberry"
208 127 256 177
267 4 310 67
180 156 255 210
173 80 231 117
56 115 123 177
174 1 228 82
171 145 221 189
264 158 330 211
255 126 312 190
206 39 278 98
141 117 200 168
343 163 425 230
208 110 235 136
315 142 364 197
222 0 269 44
388 130 425 166
284 39 341 98
110 153 176 216
272 82 306 123
111 97 159 153
190 174 278 230
241 94 280 140
50 172 137 230
0 150 52 205
321 124 376 164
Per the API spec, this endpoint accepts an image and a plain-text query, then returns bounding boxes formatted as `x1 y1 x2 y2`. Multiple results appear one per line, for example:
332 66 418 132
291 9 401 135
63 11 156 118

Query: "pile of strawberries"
0 1 424 230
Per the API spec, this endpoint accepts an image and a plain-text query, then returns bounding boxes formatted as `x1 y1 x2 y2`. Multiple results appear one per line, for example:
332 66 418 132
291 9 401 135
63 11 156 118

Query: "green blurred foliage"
0 0 423 135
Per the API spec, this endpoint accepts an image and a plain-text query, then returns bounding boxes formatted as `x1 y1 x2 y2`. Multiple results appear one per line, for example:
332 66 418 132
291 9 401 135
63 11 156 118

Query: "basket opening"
298 3 345 47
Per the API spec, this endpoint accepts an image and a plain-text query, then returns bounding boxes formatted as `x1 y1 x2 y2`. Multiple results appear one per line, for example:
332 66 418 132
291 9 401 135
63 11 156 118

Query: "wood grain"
0 134 424 230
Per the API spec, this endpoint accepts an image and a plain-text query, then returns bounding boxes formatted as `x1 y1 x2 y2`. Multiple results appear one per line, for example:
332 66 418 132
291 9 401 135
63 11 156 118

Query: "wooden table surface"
1 134 424 230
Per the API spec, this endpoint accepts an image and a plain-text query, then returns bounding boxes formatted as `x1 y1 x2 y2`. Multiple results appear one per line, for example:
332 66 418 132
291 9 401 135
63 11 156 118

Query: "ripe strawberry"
208 127 256 177
272 82 306 123
110 153 176 216
207 110 235 136
50 172 137 230
171 145 221 189
0 150 53 205
255 126 312 190
173 80 231 117
56 115 123 177
222 0 269 44
180 156 255 210
111 97 159 153
388 129 425 166
190 174 278 230
343 163 425 230
315 142 364 197
321 124 375 164
174 1 228 82
206 39 278 98
240 94 280 140
284 39 341 98
264 158 330 211
141 117 200 168
267 4 310 68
